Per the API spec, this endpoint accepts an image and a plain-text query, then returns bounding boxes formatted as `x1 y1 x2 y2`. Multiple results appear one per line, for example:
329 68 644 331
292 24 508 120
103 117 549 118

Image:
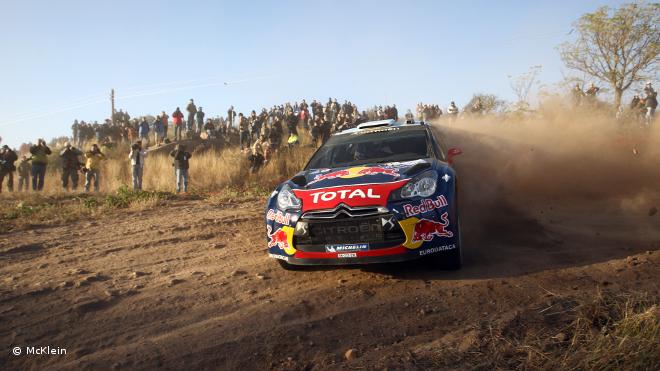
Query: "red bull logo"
309 166 400 184
356 167 399 176
266 209 292 225
412 212 453 242
267 225 296 255
403 195 448 217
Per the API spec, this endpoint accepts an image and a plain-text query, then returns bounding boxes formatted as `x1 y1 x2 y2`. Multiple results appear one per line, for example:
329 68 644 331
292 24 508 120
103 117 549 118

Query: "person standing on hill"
269 117 283 152
585 83 600 105
447 101 459 122
129 141 147 190
196 107 205 133
139 118 150 146
238 113 251 151
644 82 657 123
172 107 184 141
59 142 82 191
405 109 414 123
227 105 236 128
203 119 216 139
83 144 105 192
572 84 584 106
170 144 192 194
249 110 260 142
310 115 322 147
630 94 641 110
249 136 266 173
71 120 80 146
186 99 197 133
153 116 165 146
29 139 51 191
161 111 169 140
17 156 31 192
0 145 18 193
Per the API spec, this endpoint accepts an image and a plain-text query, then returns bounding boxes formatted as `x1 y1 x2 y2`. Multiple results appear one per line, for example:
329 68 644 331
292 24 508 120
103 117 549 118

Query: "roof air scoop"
356 119 396 130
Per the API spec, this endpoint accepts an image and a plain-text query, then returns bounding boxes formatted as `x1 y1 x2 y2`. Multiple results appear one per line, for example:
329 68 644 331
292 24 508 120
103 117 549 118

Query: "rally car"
264 119 463 270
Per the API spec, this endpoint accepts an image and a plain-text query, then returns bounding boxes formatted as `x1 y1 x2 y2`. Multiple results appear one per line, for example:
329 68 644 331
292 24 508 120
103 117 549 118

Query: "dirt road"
1 126 658 370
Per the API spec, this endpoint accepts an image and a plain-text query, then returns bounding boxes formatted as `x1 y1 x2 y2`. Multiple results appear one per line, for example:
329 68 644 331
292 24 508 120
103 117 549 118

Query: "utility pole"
110 89 116 124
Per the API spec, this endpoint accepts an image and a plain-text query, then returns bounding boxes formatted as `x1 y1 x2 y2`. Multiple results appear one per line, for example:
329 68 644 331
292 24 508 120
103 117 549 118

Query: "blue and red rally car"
265 120 463 270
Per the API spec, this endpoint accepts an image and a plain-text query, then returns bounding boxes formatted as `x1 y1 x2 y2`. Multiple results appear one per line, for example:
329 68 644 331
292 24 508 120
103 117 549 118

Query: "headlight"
277 184 301 210
400 171 438 199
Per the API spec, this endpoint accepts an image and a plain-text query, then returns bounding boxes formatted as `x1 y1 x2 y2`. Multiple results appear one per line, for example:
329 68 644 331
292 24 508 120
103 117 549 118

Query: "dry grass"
0 139 315 229
5 139 316 195
565 290 659 370
423 289 659 370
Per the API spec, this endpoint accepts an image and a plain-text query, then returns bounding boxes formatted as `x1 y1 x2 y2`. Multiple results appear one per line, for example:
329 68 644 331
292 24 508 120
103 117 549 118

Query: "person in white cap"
128 140 147 190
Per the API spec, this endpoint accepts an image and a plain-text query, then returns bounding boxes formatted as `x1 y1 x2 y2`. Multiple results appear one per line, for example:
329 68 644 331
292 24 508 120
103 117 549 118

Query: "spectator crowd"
1 97 410 194
0 83 656 194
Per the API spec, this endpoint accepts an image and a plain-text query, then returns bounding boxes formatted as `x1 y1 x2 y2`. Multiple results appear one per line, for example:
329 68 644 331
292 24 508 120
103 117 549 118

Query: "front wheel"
426 245 462 270
427 213 462 270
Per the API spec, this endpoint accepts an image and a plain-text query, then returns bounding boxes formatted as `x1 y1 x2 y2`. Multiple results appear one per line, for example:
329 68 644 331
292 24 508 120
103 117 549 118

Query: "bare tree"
559 3 659 108
508 65 542 111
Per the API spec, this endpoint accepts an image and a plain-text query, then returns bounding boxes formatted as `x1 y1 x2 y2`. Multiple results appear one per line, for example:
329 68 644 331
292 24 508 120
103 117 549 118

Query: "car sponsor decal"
337 253 358 258
419 244 456 256
402 195 448 217
293 180 408 212
399 212 453 249
267 225 296 255
268 253 289 261
294 245 408 259
295 221 308 235
266 209 292 225
325 243 369 253
381 216 396 231
308 166 400 185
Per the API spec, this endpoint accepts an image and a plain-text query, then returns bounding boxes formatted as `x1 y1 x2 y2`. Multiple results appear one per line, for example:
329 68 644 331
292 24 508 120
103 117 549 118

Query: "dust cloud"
435 106 660 206
433 105 659 252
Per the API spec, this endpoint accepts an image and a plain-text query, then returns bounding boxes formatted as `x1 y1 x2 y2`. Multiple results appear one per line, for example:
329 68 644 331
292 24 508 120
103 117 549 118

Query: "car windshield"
306 130 431 169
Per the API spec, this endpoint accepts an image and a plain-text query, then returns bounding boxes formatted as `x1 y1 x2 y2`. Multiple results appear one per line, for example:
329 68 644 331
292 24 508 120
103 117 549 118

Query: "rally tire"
427 245 462 270
427 207 462 270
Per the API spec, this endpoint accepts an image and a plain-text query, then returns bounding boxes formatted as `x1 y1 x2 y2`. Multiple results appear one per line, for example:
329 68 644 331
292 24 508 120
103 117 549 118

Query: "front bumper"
276 245 416 266
266 202 459 266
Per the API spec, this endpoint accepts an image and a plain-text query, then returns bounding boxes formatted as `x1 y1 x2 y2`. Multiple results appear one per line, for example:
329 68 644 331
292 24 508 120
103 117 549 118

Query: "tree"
463 94 508 114
508 65 543 111
559 3 659 108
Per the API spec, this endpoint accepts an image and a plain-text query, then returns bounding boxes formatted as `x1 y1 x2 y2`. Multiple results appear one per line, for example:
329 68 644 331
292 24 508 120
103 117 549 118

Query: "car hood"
291 159 433 190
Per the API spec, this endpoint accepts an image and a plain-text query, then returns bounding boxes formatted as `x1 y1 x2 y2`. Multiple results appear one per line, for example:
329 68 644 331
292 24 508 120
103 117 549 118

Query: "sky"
0 0 632 148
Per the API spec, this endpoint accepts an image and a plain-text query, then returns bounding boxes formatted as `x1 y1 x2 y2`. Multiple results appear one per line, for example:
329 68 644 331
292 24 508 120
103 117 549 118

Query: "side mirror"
447 147 463 165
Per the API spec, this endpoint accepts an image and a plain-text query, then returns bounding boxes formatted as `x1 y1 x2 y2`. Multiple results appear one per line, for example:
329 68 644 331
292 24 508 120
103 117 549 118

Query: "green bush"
104 186 172 208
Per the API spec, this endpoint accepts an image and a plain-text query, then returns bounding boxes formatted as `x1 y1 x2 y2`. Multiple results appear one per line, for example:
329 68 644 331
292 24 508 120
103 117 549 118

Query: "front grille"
302 205 384 219
294 213 406 252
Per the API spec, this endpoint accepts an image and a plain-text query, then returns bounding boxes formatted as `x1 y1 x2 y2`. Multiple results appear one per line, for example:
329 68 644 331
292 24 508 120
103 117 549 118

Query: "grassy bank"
425 289 659 370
